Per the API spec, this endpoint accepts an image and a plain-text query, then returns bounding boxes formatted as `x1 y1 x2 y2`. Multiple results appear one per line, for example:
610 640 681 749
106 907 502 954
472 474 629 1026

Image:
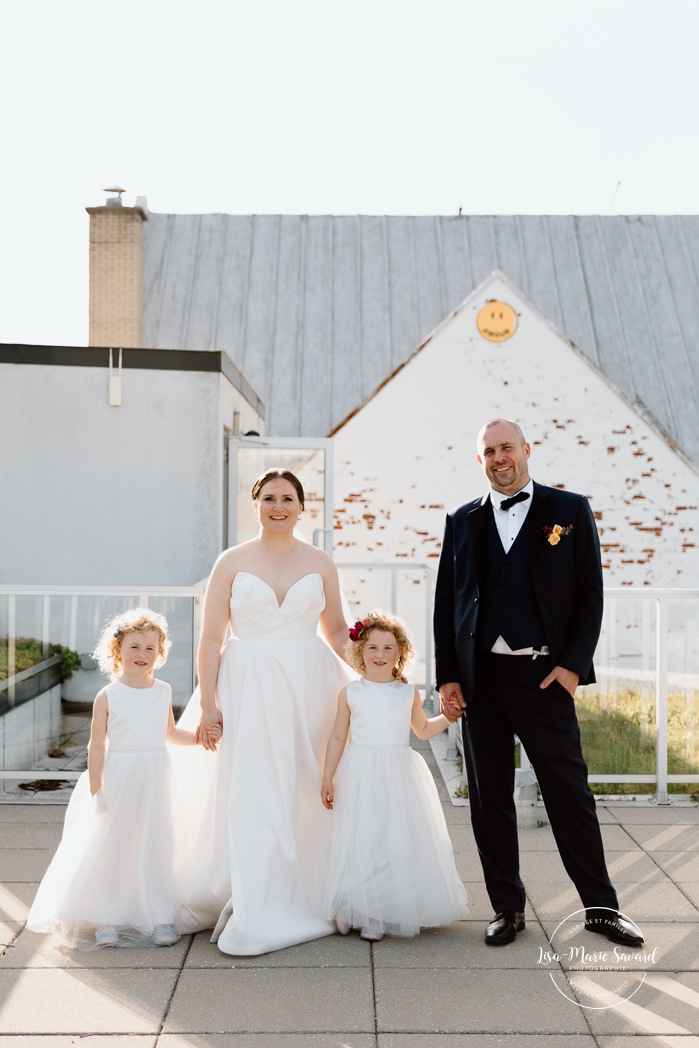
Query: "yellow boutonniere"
543 523 573 546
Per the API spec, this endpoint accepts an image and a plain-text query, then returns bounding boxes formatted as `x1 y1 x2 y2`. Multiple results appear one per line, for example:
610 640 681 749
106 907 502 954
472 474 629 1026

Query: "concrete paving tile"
160 1037 376 1047
618 881 699 921
595 807 623 824
447 851 475 871
517 826 558 851
523 880 581 921
578 972 699 1035
0 882 37 920
651 852 699 880
0 924 22 956
599 806 699 824
539 921 699 971
517 824 638 852
623 824 699 851
0 825 62 850
0 804 68 823
164 968 375 1034
521 849 661 883
378 1038 597 1048
441 806 471 827
447 880 493 921
597 1038 699 1047
0 849 54 881
602 825 647 851
0 1040 157 1047
451 839 478 857
453 854 485 884
443 826 477 850
2 926 191 968
374 968 589 1034
0 967 178 1033
185 929 370 968
0 823 62 849
373 920 553 969
677 882 699 907
449 853 478 879
525 879 699 922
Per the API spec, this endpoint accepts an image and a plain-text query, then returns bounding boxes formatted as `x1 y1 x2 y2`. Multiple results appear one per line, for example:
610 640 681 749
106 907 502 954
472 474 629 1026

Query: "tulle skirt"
325 743 468 937
26 748 182 949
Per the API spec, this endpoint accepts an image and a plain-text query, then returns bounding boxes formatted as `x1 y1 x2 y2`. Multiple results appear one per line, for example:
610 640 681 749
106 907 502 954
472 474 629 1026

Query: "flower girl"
27 608 214 948
321 611 468 941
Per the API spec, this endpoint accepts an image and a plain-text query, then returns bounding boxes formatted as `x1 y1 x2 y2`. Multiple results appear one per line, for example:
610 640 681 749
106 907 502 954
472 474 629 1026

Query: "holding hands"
196 709 223 751
439 682 466 723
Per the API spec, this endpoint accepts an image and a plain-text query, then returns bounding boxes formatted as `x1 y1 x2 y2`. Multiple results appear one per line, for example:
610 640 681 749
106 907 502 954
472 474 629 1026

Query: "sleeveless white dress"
27 679 182 948
325 678 468 936
175 571 350 955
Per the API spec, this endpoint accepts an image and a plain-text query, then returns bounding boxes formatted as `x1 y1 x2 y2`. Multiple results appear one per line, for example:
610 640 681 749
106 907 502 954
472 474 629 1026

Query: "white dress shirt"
489 479 534 552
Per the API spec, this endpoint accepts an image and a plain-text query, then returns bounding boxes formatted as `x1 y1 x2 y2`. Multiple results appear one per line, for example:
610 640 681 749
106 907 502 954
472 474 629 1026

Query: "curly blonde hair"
91 607 171 680
344 609 414 678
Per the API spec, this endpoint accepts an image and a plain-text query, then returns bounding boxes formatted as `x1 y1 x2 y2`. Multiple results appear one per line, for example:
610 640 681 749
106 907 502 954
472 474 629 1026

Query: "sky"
1 0 698 347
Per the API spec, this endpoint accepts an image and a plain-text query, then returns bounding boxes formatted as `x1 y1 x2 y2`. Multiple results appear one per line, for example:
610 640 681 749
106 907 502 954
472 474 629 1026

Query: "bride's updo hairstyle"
251 469 305 509
345 609 414 679
91 607 171 681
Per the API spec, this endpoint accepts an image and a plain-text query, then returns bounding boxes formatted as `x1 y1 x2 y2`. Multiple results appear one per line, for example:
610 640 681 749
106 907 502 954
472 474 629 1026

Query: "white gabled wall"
332 273 698 588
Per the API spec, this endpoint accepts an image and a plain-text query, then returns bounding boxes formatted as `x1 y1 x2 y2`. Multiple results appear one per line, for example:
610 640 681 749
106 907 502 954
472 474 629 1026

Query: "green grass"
577 688 699 795
0 637 81 683
453 688 699 799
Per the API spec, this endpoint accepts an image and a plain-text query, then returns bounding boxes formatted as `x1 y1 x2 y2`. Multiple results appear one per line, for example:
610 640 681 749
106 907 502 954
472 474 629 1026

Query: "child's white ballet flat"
95 925 119 945
335 915 352 935
360 923 384 942
153 924 178 946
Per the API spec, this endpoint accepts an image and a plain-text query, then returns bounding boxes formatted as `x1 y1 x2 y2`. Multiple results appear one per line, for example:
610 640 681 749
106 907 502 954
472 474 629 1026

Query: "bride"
175 468 351 955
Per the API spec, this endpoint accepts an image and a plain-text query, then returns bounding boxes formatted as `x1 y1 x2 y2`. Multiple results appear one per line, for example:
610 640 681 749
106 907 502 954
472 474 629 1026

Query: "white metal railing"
588 588 699 802
459 589 699 805
1 581 697 802
336 562 435 700
0 584 205 783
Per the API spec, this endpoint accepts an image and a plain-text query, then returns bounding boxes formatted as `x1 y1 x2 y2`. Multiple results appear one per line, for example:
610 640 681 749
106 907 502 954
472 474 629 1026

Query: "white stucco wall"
1 361 263 585
332 274 699 589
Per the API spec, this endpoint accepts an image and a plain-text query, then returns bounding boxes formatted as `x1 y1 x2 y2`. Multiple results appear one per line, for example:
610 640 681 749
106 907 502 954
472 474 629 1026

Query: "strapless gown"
175 571 350 955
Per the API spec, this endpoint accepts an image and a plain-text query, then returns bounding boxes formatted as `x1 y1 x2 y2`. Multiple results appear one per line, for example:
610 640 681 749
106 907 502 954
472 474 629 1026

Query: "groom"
434 418 643 947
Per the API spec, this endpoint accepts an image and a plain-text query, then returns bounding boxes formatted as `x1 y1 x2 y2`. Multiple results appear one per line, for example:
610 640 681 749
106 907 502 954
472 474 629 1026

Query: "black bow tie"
499 491 530 511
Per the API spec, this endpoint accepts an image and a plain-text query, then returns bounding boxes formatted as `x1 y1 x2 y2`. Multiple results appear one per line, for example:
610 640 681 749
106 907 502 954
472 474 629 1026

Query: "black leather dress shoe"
584 912 644 947
485 910 525 945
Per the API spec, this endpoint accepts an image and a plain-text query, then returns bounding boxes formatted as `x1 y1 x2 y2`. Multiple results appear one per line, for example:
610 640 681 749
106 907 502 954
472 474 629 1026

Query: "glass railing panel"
0 588 200 801
580 595 658 785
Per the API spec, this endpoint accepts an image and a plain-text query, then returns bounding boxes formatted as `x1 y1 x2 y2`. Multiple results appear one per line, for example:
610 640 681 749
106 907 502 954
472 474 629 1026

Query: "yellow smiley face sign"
476 300 518 342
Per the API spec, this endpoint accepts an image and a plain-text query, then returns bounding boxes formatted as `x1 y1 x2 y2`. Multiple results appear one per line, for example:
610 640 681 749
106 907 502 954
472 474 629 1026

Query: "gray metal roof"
144 214 699 463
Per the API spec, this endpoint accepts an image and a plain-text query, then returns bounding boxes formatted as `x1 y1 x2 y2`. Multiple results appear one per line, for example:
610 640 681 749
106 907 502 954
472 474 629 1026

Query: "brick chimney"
86 188 148 347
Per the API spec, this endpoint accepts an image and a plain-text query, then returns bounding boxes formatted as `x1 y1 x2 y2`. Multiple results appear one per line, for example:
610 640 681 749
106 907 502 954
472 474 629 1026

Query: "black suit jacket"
434 481 604 698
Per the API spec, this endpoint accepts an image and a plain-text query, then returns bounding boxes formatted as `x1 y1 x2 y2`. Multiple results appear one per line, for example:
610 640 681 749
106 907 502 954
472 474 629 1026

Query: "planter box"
0 655 62 713
0 656 63 771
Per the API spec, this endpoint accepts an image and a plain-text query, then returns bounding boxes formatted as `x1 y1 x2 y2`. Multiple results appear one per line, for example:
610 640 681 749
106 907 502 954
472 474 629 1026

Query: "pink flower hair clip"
348 617 373 642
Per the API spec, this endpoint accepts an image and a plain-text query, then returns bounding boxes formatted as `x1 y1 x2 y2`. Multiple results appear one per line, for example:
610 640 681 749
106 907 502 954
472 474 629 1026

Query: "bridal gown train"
175 571 350 955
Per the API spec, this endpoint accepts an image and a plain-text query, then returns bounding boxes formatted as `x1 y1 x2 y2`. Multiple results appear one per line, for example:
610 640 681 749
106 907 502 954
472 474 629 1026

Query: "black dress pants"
462 652 619 915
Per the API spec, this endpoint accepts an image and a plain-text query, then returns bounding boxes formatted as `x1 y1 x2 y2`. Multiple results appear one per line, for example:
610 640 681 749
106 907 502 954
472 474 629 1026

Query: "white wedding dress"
325 679 468 936
175 571 350 955
27 679 182 948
